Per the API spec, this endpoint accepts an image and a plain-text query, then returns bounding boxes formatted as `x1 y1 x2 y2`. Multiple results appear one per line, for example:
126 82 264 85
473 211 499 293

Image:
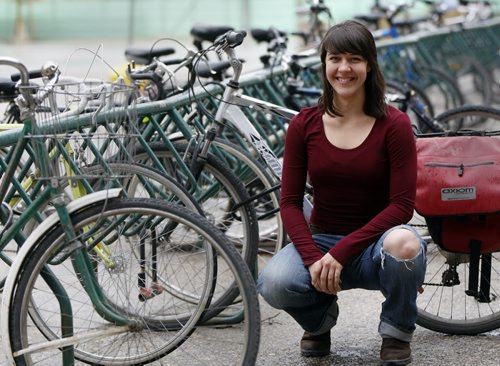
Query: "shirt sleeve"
280 113 324 265
328 113 417 266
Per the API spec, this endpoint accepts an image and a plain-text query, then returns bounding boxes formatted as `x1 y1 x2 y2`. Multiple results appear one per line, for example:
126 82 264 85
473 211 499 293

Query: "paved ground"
1 38 500 365
1 254 500 366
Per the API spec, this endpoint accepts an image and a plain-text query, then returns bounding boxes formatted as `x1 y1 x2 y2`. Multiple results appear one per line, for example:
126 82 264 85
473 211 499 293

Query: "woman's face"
324 52 370 102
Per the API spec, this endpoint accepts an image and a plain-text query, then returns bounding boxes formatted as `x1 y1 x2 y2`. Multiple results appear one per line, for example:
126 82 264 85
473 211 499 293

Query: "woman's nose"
338 59 351 71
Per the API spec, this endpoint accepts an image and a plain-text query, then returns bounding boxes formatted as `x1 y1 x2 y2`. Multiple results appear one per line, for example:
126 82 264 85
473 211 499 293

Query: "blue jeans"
257 225 427 342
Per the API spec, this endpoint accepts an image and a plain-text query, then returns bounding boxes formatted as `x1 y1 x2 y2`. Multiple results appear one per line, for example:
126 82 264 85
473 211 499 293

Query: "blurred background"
0 0 498 81
2 0 498 43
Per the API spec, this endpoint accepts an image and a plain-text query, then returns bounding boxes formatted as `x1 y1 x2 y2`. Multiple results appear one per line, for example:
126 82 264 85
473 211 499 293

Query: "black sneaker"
380 337 412 365
300 330 331 357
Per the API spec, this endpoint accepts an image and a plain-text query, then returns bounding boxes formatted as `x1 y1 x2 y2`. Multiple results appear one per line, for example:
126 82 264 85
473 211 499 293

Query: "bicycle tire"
16 163 220 351
8 198 261 365
209 138 286 256
434 105 500 132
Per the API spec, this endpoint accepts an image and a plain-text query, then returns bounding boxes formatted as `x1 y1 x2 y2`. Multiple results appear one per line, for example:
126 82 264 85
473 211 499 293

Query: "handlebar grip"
11 69 43 82
128 71 157 81
226 30 247 47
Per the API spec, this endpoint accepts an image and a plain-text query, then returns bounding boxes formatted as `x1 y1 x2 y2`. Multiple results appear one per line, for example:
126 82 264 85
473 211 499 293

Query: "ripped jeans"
257 225 427 342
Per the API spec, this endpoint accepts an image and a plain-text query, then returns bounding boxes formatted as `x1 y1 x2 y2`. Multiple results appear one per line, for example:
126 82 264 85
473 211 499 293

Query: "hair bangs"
322 26 367 57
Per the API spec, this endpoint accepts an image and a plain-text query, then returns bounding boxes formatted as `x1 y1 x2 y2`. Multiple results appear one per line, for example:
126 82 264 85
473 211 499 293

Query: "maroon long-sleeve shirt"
280 105 417 266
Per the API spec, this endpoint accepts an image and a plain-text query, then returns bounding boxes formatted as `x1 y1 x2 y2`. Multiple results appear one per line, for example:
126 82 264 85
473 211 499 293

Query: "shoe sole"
300 350 331 357
379 356 412 365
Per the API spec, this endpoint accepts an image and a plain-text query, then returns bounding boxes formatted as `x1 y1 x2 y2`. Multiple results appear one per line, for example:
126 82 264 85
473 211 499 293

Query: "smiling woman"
319 20 387 119
257 20 426 366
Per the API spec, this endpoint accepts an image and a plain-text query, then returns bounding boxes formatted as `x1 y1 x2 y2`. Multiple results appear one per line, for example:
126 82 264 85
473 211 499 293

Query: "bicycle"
0 62 204 240
131 31 309 256
387 89 500 132
0 57 260 365
0 58 260 324
391 0 496 106
124 39 290 258
2 56 261 282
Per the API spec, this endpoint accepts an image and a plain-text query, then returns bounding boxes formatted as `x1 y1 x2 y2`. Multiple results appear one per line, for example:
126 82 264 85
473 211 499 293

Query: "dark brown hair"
318 20 387 118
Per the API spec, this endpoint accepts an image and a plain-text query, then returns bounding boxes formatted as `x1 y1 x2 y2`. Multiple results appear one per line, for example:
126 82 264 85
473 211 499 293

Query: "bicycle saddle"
194 60 232 80
0 77 18 101
250 28 287 43
124 47 176 65
190 25 234 43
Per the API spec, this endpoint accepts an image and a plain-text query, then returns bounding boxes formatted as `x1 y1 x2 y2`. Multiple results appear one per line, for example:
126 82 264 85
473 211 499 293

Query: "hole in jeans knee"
383 229 421 260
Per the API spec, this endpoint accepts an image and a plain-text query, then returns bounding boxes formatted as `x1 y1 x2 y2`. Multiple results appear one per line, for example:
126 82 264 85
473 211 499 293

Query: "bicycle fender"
1 188 122 364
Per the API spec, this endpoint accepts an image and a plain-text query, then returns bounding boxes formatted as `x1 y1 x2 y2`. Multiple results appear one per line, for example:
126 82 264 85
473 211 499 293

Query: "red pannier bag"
415 135 500 254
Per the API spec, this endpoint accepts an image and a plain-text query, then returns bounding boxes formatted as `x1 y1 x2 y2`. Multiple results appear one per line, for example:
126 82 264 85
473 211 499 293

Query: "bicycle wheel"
8 198 260 365
209 139 286 257
134 142 259 317
134 141 259 267
434 105 500 132
416 241 500 335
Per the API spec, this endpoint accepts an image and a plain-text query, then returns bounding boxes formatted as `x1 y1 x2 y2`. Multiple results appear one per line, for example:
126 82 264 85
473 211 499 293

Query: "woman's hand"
309 253 343 295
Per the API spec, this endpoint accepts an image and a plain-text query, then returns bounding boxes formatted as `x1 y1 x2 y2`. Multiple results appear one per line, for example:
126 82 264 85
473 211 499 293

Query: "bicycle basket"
23 80 139 185
415 135 500 253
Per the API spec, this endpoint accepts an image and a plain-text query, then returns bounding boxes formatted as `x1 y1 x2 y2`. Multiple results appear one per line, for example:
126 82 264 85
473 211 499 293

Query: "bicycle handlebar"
226 30 247 47
213 30 247 49
0 57 30 86
10 69 43 82
0 57 35 106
